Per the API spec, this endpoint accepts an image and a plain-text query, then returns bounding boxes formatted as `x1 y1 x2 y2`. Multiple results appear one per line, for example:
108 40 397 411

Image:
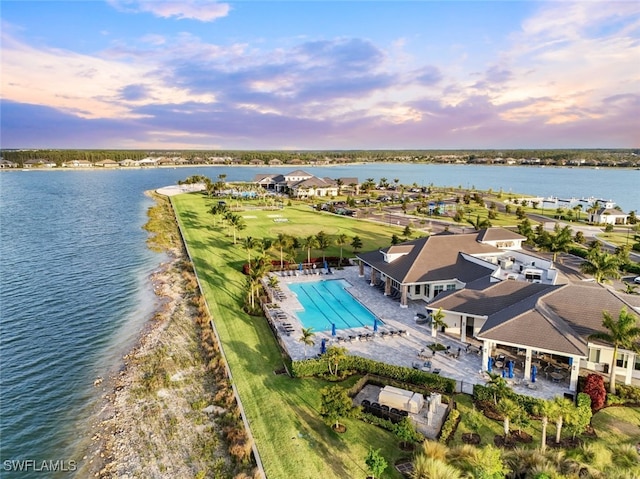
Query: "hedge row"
291 356 456 394
359 412 424 443
438 409 460 444
472 384 544 415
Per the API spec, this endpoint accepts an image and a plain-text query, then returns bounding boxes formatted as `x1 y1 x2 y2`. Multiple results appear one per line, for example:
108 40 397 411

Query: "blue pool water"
288 279 380 331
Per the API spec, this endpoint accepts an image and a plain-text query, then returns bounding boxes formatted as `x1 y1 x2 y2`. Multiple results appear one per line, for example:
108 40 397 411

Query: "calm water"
0 164 636 477
288 279 377 331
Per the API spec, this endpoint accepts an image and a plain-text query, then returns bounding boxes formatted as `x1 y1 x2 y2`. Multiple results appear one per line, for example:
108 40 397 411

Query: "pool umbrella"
320 338 326 354
373 318 378 332
508 360 514 378
531 365 537 383
487 357 493 373
331 323 336 337
502 369 506 378
324 260 328 271
299 263 303 271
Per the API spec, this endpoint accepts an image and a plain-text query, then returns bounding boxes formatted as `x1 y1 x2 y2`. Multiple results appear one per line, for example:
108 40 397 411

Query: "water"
0 163 636 477
288 279 378 331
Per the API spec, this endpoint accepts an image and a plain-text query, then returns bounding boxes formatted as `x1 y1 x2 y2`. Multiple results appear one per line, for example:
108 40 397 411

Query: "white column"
569 355 580 392
460 316 467 343
524 348 532 381
482 341 491 372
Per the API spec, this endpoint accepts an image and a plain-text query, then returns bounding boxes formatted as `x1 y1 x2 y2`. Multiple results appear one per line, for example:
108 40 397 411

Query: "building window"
616 352 628 368
588 348 600 363
433 285 445 297
635 355 640 372
414 284 421 295
446 284 456 291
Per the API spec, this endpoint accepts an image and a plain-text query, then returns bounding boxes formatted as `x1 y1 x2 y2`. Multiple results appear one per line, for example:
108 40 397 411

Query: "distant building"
254 170 359 198
589 207 629 225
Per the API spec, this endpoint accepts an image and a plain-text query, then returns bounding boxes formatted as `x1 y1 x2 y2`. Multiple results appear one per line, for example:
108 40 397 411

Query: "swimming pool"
287 279 380 332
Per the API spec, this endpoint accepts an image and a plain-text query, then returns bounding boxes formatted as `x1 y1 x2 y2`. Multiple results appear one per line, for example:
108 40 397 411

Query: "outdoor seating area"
267 267 574 400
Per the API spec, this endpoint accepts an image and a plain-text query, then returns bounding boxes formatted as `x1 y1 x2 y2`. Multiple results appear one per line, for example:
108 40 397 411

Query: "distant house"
95 159 118 168
0 159 17 168
63 159 93 168
589 207 629 225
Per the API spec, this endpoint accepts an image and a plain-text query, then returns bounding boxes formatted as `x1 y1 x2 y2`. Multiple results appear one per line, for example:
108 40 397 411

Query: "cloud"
107 0 230 22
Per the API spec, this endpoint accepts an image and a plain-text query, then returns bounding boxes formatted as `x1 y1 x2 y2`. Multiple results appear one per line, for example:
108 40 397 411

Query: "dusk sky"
1 1 639 150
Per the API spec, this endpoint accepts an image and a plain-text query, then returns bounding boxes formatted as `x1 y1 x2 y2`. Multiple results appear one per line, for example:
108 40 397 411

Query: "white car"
635 276 640 284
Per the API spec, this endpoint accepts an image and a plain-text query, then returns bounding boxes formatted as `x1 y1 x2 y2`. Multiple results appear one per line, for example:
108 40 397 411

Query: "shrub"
583 374 606 411
438 409 460 444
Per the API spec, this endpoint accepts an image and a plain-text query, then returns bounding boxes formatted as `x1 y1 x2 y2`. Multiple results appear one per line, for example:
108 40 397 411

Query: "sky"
1 1 639 150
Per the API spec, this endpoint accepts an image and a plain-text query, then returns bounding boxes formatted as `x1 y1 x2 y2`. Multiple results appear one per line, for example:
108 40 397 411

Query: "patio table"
550 372 564 383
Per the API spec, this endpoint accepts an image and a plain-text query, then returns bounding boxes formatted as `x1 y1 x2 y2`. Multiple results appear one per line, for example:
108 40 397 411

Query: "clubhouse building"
356 228 640 392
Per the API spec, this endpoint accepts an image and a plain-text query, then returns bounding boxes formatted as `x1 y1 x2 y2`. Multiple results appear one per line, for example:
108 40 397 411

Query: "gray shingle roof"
476 227 526 242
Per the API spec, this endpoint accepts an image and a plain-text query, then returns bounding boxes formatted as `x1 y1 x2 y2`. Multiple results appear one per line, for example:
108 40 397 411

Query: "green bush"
472 384 543 414
438 409 460 444
291 356 456 393
615 384 640 404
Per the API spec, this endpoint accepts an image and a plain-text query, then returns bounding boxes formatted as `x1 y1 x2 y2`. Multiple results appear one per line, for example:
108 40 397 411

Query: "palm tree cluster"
411 439 639 478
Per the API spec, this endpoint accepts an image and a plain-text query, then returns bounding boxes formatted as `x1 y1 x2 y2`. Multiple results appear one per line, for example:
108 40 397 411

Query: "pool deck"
266 266 573 400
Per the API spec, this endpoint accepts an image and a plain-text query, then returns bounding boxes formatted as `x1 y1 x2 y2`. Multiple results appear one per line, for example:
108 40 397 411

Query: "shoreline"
79 252 182 477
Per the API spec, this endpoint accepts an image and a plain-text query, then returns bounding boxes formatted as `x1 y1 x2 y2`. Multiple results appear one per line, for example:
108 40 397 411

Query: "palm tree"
549 397 573 444
580 248 621 283
324 345 347 376
247 258 269 310
430 308 446 338
589 307 640 394
298 327 315 358
315 230 332 262
533 399 553 451
242 236 259 268
467 215 491 231
303 235 318 265
496 398 520 438
486 373 510 406
273 233 292 270
543 224 574 261
336 233 348 266
350 235 363 254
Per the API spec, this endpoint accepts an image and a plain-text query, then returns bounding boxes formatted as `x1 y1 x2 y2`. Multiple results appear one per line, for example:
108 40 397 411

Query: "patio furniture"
494 360 505 369
550 372 564 383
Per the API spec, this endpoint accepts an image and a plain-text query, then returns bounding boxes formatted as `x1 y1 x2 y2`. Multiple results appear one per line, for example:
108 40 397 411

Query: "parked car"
634 276 640 284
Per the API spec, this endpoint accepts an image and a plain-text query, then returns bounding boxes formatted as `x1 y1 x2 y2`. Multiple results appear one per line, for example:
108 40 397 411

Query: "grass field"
171 193 410 479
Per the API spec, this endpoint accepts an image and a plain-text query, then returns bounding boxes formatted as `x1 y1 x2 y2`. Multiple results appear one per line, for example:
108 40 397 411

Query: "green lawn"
591 406 640 446
171 193 409 479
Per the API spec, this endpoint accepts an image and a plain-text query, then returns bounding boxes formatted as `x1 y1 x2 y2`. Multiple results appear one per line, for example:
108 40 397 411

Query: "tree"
364 448 388 479
298 327 315 358
403 224 412 237
394 417 417 448
315 230 332 262
273 233 292 270
351 235 363 254
319 385 356 430
496 398 520 437
532 400 552 451
580 248 621 283
228 214 245 244
335 233 348 266
583 374 606 412
574 230 585 244
517 218 535 245
391 234 401 245
539 224 573 261
242 236 259 268
430 307 446 338
303 235 318 264
468 215 491 230
486 373 510 406
549 397 573 444
589 307 640 394
324 345 348 376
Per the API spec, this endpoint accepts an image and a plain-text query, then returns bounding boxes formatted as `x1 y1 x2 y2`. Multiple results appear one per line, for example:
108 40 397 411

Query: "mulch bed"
332 424 347 434
399 442 416 452
462 433 481 445
494 431 532 448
